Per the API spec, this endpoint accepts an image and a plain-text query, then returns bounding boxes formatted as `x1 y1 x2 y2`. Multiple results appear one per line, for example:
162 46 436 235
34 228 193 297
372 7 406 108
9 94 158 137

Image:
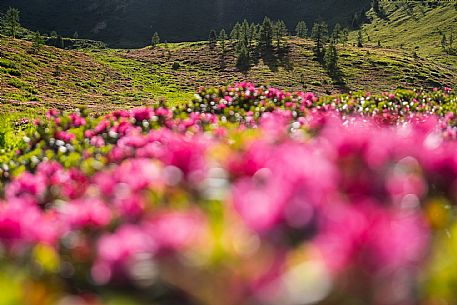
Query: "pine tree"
249 23 258 47
2 7 20 38
230 22 242 41
236 43 250 70
151 32 160 47
209 29 217 49
341 28 349 46
219 29 228 53
241 20 251 48
324 41 338 76
273 20 288 49
357 30 363 47
331 23 342 44
258 17 273 51
31 31 44 54
311 21 328 57
295 21 308 38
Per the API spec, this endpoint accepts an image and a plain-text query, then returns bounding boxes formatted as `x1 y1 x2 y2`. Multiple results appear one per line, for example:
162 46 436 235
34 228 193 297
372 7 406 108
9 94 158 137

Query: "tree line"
441 31 457 56
152 18 352 73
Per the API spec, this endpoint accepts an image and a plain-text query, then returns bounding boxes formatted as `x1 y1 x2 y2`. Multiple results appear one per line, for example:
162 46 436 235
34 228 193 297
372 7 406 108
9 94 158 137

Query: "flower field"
2 83 457 305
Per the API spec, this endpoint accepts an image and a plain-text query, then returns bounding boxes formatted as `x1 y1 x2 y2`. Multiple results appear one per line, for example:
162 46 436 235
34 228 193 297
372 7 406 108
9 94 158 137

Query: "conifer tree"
219 29 228 53
151 32 160 47
249 23 258 47
311 21 328 57
31 31 44 54
332 23 342 43
209 29 217 49
2 7 20 38
341 28 349 46
258 17 273 51
357 30 364 47
241 20 250 48
273 20 288 48
295 21 308 38
236 43 250 70
230 22 242 41
324 41 338 76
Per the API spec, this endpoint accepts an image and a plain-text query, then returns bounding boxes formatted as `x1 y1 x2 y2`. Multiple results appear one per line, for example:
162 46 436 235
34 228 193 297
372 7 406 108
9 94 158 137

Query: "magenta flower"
132 107 154 122
6 172 47 203
62 198 111 230
93 225 154 284
232 177 286 233
144 210 205 253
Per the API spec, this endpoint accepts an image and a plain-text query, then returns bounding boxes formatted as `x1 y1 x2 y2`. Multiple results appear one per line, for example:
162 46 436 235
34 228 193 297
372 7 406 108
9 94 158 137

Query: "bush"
1 84 457 304
171 61 180 70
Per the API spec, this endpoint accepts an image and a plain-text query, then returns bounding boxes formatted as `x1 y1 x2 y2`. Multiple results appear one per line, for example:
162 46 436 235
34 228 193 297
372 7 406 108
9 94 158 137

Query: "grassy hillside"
108 38 455 96
0 37 160 114
354 2 457 67
1 36 456 116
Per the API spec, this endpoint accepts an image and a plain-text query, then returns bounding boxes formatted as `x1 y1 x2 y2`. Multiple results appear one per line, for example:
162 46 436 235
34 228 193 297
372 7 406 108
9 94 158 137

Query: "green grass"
100 37 456 96
0 106 39 163
88 49 194 105
351 2 457 68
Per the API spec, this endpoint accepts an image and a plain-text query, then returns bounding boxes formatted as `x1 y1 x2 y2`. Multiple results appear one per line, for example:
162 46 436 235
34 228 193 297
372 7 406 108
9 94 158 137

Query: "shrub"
1 84 457 305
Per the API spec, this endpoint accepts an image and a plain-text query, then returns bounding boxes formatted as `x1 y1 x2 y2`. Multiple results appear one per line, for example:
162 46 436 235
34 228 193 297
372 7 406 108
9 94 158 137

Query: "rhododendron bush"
1 83 457 305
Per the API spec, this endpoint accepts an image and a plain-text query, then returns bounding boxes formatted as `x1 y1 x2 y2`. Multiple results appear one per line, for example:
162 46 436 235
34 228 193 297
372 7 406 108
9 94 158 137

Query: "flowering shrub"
1 83 457 305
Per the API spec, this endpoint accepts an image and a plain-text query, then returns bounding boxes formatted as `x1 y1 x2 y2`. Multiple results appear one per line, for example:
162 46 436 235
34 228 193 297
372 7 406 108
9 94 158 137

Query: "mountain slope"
0 36 153 114
0 0 370 47
354 2 457 67
1 35 456 117
97 38 456 96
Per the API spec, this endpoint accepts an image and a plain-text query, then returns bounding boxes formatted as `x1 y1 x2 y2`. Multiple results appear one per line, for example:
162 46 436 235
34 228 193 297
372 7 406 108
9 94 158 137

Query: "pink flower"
46 109 60 119
93 225 154 284
316 201 429 274
62 198 111 230
55 131 76 142
90 136 105 147
6 172 47 202
144 210 205 253
132 107 154 121
69 113 86 127
232 178 285 233
114 194 145 219
0 201 22 242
